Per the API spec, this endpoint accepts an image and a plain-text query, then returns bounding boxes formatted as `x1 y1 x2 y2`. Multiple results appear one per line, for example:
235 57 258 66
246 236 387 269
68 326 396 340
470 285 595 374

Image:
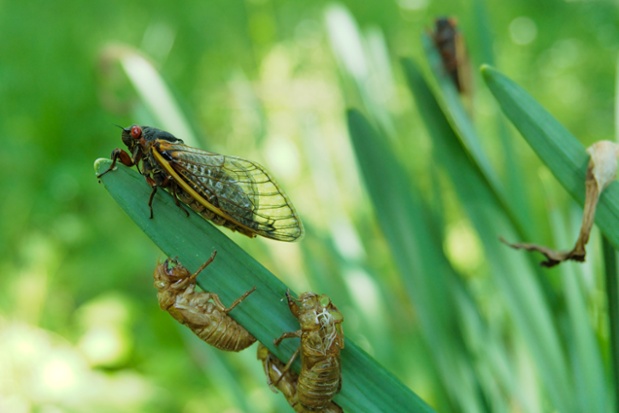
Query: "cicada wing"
156 142 304 241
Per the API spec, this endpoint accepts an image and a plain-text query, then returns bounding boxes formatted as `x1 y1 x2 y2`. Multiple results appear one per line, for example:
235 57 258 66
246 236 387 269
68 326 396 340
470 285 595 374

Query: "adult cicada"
257 343 343 413
98 125 304 241
431 17 471 96
153 251 256 351
273 291 344 411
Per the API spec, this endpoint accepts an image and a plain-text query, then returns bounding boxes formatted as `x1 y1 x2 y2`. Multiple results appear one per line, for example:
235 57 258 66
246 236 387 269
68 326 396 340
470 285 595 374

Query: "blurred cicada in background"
431 17 472 96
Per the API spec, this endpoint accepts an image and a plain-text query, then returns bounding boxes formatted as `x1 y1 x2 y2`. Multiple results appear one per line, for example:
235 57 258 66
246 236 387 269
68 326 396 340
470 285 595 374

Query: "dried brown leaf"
502 141 619 267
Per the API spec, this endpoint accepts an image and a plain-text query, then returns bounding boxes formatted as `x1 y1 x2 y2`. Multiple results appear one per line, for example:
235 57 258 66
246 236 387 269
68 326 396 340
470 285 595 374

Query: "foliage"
1 0 617 412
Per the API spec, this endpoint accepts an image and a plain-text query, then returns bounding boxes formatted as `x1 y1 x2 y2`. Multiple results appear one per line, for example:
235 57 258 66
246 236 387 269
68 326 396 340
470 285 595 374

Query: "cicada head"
153 258 187 290
162 258 191 282
120 124 144 152
121 125 183 155
286 291 315 319
434 17 458 43
152 259 188 312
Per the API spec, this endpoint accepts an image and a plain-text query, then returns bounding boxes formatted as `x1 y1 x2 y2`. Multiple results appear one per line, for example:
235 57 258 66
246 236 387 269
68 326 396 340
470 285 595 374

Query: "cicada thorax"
273 291 345 412
99 124 304 241
153 253 256 352
257 343 343 413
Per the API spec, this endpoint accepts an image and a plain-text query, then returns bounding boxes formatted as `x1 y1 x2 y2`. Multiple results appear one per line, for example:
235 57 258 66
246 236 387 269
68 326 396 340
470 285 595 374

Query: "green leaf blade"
482 65 619 251
93 158 435 413
482 66 615 412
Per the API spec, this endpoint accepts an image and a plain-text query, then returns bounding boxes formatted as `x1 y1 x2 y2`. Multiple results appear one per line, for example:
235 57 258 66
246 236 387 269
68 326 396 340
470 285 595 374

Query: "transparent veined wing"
155 141 304 241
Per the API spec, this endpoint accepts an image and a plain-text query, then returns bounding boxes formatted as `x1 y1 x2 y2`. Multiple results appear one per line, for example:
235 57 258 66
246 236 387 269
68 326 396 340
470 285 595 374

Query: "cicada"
98 125 304 241
273 291 344 412
153 251 256 351
431 17 471 95
257 343 343 413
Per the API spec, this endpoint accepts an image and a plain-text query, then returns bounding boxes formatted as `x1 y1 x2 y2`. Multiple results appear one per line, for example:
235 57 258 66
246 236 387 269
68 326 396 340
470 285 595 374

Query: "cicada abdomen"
257 343 343 413
274 291 344 411
98 125 304 241
153 251 256 351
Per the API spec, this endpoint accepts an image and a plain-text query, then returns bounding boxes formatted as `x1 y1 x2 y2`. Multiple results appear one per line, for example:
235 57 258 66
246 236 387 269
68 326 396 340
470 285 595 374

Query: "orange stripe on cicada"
98 125 304 241
272 291 344 411
153 251 256 351
257 343 343 413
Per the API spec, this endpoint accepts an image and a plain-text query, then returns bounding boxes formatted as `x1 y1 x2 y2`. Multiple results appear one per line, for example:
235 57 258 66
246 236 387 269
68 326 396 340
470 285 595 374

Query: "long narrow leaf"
401 57 568 412
94 158 434 413
346 109 485 412
483 65 614 412
422 35 531 240
482 65 619 250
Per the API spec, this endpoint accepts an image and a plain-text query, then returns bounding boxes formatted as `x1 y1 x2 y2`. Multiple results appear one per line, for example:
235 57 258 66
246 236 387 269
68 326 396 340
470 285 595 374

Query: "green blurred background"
2 0 618 412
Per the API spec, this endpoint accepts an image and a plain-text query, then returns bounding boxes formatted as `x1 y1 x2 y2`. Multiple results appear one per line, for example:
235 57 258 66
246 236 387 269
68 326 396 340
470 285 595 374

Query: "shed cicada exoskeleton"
257 343 343 412
272 291 344 411
153 251 256 351
98 125 304 241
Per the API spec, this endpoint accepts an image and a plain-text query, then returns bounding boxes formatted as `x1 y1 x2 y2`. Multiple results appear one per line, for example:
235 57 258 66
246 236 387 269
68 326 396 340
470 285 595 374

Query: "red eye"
130 125 142 140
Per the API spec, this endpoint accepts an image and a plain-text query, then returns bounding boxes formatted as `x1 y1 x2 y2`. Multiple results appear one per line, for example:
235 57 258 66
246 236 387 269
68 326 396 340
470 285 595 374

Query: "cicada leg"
273 330 302 386
188 251 256 312
274 330 301 347
257 344 280 392
143 176 190 219
205 285 256 314
146 184 159 219
186 250 218 283
219 286 257 313
97 148 134 178
168 181 191 218
276 347 300 386
284 290 301 318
